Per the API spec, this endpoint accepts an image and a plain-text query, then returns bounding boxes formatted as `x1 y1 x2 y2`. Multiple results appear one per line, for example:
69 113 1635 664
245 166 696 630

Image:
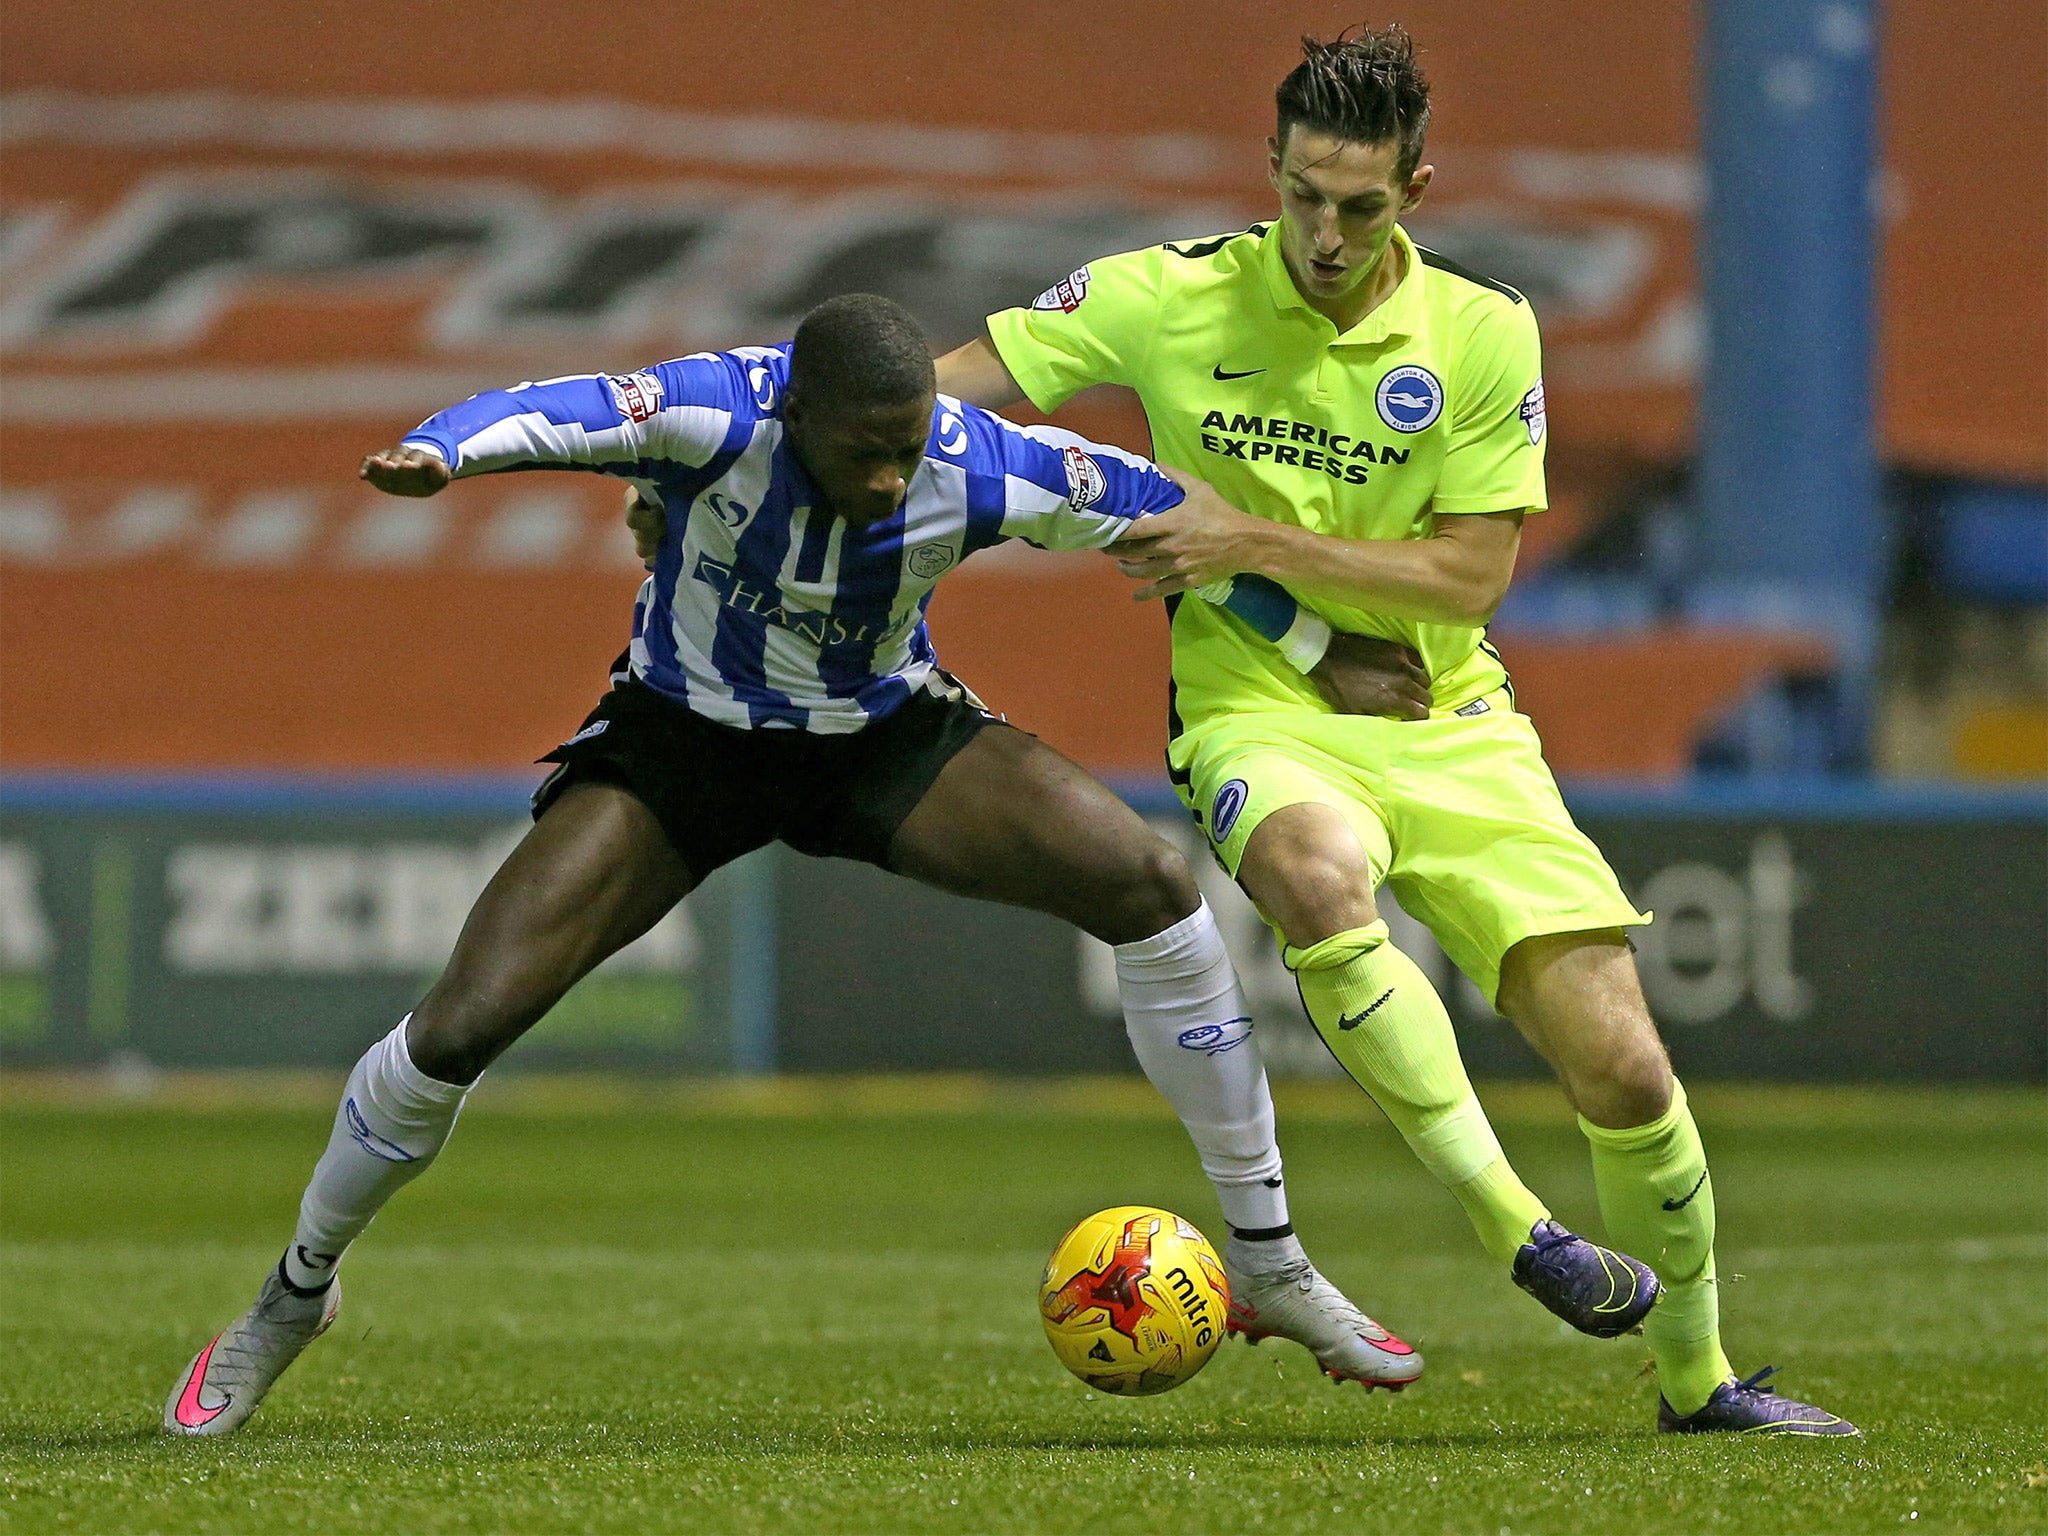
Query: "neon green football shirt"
985 222 1547 729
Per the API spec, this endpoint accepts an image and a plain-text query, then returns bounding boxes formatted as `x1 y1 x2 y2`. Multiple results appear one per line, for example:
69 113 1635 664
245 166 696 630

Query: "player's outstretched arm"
394 363 731 492
359 446 453 497
1248 504 1524 626
1114 468 1524 627
985 415 1428 716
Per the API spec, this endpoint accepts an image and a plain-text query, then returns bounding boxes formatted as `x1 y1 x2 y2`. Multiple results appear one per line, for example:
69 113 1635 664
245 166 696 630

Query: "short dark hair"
1275 26 1432 180
788 293 936 413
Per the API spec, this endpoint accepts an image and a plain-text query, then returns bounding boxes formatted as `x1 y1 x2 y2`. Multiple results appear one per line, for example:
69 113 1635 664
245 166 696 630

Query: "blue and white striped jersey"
402 343 1191 733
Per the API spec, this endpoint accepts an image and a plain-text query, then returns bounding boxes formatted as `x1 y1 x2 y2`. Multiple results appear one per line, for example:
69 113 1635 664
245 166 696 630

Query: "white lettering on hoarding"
0 846 53 968
1633 832 1814 1025
164 833 696 976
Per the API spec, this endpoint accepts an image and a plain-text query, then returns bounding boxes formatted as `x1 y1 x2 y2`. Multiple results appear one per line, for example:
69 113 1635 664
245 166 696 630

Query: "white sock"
281 1016 471 1291
1115 901 1291 1239
1224 1229 1309 1275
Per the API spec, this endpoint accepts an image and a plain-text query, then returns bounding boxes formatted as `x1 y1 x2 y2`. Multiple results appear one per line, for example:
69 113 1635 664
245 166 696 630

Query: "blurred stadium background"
3 6 2046 1531
1 0 2042 1085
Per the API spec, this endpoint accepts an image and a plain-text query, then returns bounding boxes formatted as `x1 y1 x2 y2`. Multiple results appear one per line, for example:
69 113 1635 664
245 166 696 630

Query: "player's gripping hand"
358 447 452 497
1112 468 1275 600
625 487 666 569
1311 634 1434 721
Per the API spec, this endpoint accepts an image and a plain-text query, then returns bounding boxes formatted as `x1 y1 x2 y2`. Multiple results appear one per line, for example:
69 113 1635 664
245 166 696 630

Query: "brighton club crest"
1375 365 1443 433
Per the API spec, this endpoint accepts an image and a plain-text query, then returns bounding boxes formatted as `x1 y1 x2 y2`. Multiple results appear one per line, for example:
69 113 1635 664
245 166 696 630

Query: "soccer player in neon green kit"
943 28 1857 1435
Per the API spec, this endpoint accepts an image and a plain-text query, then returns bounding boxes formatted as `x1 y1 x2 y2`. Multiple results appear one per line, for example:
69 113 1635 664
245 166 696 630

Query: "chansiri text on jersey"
693 556 888 647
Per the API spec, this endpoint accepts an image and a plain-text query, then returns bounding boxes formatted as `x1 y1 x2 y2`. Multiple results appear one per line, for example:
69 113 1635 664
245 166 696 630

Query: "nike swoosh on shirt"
1211 365 1265 380
174 1337 232 1428
1662 1170 1710 1211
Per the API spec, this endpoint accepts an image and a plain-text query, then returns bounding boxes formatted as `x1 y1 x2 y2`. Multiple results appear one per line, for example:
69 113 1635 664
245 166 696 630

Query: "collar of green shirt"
1258 221 1423 347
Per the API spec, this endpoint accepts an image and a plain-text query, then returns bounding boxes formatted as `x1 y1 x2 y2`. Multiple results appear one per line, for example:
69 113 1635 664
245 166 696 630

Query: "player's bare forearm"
1114 470 1522 626
934 335 1029 411
1311 633 1433 719
1246 511 1523 626
359 446 452 497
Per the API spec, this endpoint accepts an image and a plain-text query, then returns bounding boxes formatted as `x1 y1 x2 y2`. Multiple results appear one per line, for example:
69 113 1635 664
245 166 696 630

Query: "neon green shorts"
1170 689 1651 1005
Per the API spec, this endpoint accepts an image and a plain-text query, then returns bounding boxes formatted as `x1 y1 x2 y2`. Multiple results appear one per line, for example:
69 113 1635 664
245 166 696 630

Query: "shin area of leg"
1289 923 1549 1265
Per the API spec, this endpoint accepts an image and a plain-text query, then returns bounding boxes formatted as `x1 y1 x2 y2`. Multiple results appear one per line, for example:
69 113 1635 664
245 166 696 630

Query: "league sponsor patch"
1031 266 1091 313
1453 697 1492 717
1061 445 1107 511
562 719 611 746
1211 778 1249 842
605 370 665 423
907 541 955 579
1375 365 1444 433
1518 377 1547 445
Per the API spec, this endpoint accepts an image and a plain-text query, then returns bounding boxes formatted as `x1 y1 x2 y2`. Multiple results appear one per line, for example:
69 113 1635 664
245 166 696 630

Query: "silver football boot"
1223 1239 1424 1389
163 1265 341 1436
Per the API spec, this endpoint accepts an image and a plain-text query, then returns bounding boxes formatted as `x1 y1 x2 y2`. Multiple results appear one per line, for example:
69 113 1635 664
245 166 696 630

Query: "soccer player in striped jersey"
162 294 1428 1438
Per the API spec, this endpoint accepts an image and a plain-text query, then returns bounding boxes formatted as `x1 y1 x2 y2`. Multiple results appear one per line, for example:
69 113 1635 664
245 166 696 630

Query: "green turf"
2 1081 2044 1534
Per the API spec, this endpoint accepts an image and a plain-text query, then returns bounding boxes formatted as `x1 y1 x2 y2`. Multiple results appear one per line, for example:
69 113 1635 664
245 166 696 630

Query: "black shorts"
530 673 1005 878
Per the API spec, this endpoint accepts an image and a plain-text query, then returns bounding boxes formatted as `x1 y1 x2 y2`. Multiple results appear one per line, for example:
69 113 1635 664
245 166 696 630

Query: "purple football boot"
1510 1219 1661 1337
1658 1365 1861 1436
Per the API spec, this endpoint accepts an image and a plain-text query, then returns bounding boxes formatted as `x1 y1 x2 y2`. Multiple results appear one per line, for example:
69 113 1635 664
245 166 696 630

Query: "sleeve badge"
604 370 665 423
1030 267 1091 314
1518 378 1547 445
1061 445 1107 511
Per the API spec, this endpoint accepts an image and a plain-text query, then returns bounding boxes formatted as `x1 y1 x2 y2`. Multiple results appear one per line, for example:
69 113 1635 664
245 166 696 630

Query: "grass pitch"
2 1078 2044 1534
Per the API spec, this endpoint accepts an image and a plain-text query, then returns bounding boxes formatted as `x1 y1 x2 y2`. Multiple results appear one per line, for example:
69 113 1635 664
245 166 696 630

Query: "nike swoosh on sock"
1338 989 1395 1030
1661 1170 1710 1211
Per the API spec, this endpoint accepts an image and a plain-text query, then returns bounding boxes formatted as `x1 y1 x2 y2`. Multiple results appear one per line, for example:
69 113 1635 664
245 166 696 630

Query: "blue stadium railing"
4 772 2044 822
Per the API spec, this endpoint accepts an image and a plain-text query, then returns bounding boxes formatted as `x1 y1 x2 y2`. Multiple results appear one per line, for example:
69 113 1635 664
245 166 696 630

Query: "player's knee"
1086 838 1200 946
1580 1033 1673 1128
407 972 546 1083
1615 1040 1675 1123
1239 813 1376 947
1266 853 1377 949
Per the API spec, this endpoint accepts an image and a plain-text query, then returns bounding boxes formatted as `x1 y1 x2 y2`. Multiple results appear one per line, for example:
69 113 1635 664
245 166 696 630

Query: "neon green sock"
1290 923 1549 1266
1579 1078 1734 1414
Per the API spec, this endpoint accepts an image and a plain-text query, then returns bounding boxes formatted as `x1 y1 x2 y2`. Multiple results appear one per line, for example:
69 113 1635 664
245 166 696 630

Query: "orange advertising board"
2 1 2040 776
